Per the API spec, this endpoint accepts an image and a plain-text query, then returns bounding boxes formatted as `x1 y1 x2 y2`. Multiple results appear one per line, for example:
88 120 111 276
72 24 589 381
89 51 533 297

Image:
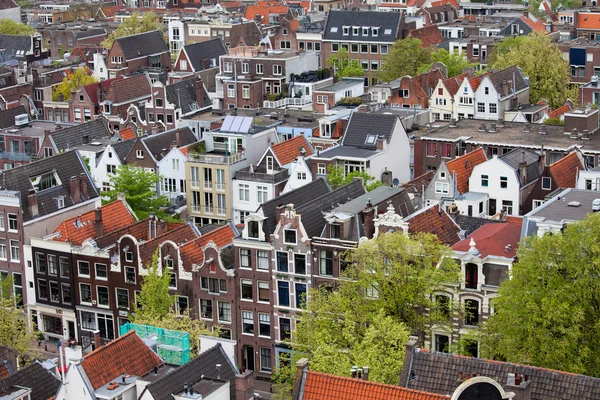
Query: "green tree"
0 19 34 35
101 12 163 49
0 275 38 364
326 48 365 78
419 48 478 77
491 32 577 109
293 232 460 383
52 68 97 101
378 37 432 83
487 35 527 65
326 165 383 192
102 164 170 219
480 212 600 377
339 60 366 78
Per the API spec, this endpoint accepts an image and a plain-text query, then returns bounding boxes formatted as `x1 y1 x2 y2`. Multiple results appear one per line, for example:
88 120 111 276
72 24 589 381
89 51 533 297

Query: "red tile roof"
442 73 470 97
577 12 600 29
302 371 449 400
81 331 162 390
405 205 462 246
244 3 289 24
520 15 549 33
0 363 10 379
271 135 313 166
139 224 197 267
180 224 237 270
548 103 572 119
118 126 136 141
549 151 584 188
452 220 522 258
104 74 151 104
445 147 487 194
430 0 458 9
53 201 136 246
409 25 443 48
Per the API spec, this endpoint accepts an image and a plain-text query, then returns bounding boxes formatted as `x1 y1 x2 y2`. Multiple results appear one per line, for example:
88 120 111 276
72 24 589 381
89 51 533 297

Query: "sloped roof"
409 25 443 48
244 3 289 24
53 200 136 245
577 12 600 30
403 205 462 246
442 73 470 97
0 362 60 400
0 106 27 129
112 138 137 162
182 38 227 72
142 127 197 162
446 148 487 194
342 112 399 149
452 214 503 236
115 30 168 60
118 126 136 140
452 220 522 258
81 331 162 390
302 370 449 400
405 348 600 400
499 148 541 186
95 218 154 249
0 150 99 222
402 170 435 195
83 76 124 105
323 11 402 43
103 73 151 104
139 223 198 267
487 66 528 97
548 103 572 119
271 135 314 166
548 151 584 188
50 117 111 151
519 15 549 33
165 79 201 114
180 224 237 270
144 344 237 400
0 35 32 60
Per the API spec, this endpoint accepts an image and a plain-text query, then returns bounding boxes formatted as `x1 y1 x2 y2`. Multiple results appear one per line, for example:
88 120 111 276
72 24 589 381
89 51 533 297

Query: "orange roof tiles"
520 15 549 33
302 371 449 400
430 0 458 9
549 151 584 188
548 103 572 119
289 19 301 32
405 205 462 246
577 13 600 30
446 148 487 194
271 135 313 166
119 127 136 141
244 3 289 24
442 73 470 97
409 25 443 48
180 224 237 269
452 220 522 258
139 223 197 266
53 201 136 246
0 363 9 379
81 331 162 390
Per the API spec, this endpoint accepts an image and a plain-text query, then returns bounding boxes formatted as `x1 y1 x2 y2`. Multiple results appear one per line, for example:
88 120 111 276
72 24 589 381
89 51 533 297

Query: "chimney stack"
194 78 205 109
82 135 89 144
28 189 38 218
235 369 255 400
519 151 527 183
93 330 100 350
175 129 181 147
79 173 89 200
362 366 369 381
95 207 103 238
291 359 309 400
70 176 81 203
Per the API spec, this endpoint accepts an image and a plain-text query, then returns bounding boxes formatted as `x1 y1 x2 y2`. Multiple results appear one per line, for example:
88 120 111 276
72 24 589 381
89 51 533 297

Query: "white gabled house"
473 66 530 121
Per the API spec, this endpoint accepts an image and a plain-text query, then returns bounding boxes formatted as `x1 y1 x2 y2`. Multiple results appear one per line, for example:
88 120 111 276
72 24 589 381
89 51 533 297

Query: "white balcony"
263 97 312 109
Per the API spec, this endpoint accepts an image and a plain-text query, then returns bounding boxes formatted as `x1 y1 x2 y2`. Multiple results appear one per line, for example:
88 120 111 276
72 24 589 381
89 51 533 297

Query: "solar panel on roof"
239 117 253 133
221 115 234 131
230 116 243 132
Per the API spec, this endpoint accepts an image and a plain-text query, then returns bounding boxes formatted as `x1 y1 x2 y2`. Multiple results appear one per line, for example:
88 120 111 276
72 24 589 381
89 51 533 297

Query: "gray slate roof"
453 214 504 236
75 28 106 39
50 117 111 151
183 38 227 72
112 138 138 163
341 112 399 149
297 179 366 238
258 177 330 236
165 79 207 114
115 30 168 61
323 11 402 43
499 147 541 186
142 344 237 400
0 34 32 59
0 361 61 400
404 349 600 400
0 105 27 129
142 127 197 162
488 65 528 97
0 150 99 222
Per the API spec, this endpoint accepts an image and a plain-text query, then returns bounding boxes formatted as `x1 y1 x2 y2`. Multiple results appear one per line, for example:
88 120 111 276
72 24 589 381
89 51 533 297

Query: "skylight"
30 171 61 193
384 28 392 35
365 134 377 145
330 27 338 32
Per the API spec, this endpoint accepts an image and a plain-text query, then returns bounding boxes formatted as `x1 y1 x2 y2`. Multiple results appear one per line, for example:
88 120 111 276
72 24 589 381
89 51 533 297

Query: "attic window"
542 177 552 190
330 27 338 33
362 27 369 36
352 26 359 35
384 28 392 35
365 134 377 145
55 196 65 209
372 27 379 36
342 26 349 35
30 171 61 192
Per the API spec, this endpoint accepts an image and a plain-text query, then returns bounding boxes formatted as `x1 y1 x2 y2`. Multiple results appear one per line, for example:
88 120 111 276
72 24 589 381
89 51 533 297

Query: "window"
361 43 368 53
278 281 290 306
464 299 479 326
297 172 307 180
61 283 71 304
176 296 188 314
319 250 333 276
435 182 449 194
180 59 187 70
465 263 478 289
35 253 46 273
435 334 450 353
257 186 268 203
60 257 69 277
9 240 19 262
477 103 485 113
542 177 552 190
241 62 249 74
380 44 388 54
256 64 263 74
426 142 437 157
317 163 326 175
7 214 17 231
242 311 254 334
488 103 497 114
481 175 488 187
136 150 144 159
258 251 269 270
47 255 57 275
295 283 307 309
116 288 129 309
239 184 249 201
106 164 116 175
97 286 109 306
342 26 349 35
223 62 232 72
200 299 212 319
273 65 282 75
218 301 231 322
280 41 291 49
0 213 4 230
284 229 297 244
95 263 107 279
0 240 6 260
500 176 508 189
241 279 253 300
370 44 378 54
277 252 288 272
125 266 136 284
242 85 250 99
260 348 272 372
258 281 269 302
78 261 90 277
502 200 513 215
317 95 328 105
294 254 306 275
80 283 92 303
227 84 235 98
50 281 59 302
533 199 545 209
259 313 270 337
38 279 48 299
280 318 291 341
436 295 450 319
240 249 251 269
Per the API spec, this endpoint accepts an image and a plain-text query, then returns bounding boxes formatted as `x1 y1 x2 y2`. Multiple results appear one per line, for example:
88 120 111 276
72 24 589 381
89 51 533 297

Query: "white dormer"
243 214 266 241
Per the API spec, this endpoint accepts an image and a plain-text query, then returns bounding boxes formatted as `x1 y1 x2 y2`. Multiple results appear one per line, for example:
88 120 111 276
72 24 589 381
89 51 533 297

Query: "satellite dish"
392 178 400 187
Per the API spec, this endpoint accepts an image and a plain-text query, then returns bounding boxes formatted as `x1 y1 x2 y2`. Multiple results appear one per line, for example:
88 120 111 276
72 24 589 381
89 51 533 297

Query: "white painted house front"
282 156 313 194
473 66 530 121
468 155 520 216
93 143 125 192
157 146 190 204
453 78 476 120
429 80 455 122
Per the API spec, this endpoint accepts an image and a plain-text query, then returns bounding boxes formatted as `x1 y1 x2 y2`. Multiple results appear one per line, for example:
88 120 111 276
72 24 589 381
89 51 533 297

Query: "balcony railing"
216 182 226 191
263 98 312 108
217 207 227 216
191 205 202 213
204 181 213 190
235 169 288 184
204 206 214 214
190 180 200 188
0 151 33 162
188 151 246 165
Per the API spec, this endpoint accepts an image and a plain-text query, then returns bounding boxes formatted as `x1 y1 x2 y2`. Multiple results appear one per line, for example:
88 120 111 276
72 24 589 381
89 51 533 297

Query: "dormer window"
266 156 274 173
372 27 379 36
55 196 65 209
30 170 61 192
342 26 349 35
284 229 297 245
352 26 359 35
362 27 369 36
365 134 377 145
247 220 259 239
330 224 341 239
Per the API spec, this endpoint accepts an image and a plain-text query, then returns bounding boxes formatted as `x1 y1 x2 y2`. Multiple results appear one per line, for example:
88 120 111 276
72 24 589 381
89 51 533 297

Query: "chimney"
362 366 369 381
362 200 377 239
194 78 205 109
539 145 545 168
82 135 89 144
28 189 38 218
291 358 309 400
117 192 126 203
235 370 255 400
175 129 181 147
376 136 385 150
95 208 103 238
506 376 533 400
519 151 527 182
523 10 529 18
184 383 188 395
502 80 509 97
79 174 89 200
399 340 417 387
70 176 81 203
93 330 101 350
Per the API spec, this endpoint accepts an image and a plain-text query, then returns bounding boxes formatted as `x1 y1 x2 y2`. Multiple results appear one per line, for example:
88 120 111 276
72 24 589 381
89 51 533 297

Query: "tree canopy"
101 12 163 49
326 48 365 78
0 20 34 35
420 49 478 78
491 32 577 109
480 212 600 377
326 165 383 192
379 37 432 83
293 232 460 384
102 164 171 219
52 68 97 101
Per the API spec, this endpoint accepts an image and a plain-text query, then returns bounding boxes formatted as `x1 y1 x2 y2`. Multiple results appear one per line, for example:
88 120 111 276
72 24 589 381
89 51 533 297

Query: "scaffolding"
120 323 191 365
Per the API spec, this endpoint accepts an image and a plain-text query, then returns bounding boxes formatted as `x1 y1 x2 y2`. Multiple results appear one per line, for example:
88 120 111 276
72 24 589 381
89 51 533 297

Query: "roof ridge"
549 150 577 167
297 179 363 211
83 330 137 359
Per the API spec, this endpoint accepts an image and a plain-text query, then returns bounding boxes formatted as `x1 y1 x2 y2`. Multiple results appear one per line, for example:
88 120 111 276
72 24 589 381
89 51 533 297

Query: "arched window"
464 299 479 326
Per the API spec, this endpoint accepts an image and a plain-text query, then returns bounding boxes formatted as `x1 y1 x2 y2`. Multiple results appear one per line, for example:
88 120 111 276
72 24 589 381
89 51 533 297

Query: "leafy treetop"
0 20 34 35
327 165 383 192
52 68 97 102
101 12 163 49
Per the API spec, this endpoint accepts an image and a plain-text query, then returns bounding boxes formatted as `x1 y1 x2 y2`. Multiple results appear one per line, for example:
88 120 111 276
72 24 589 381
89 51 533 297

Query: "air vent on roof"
90 141 102 146
14 114 28 126
567 201 581 207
